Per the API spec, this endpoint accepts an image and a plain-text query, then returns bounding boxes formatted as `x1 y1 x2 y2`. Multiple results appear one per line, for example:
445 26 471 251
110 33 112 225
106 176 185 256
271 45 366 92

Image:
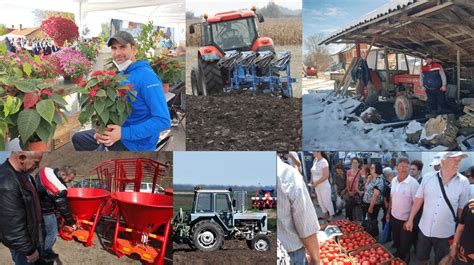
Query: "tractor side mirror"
189 25 195 34
257 14 264 23
232 199 236 208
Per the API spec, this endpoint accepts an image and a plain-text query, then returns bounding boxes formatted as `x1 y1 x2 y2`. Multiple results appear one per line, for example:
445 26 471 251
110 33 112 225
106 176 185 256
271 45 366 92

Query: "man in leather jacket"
0 151 43 265
35 166 76 261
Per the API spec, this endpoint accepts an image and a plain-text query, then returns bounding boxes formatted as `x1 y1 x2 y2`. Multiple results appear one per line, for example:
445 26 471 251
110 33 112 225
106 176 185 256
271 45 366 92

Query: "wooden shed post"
355 41 361 58
457 49 461 102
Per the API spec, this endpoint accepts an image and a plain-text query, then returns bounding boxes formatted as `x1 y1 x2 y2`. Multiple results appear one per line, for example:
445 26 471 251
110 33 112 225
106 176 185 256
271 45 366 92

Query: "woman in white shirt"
310 152 334 220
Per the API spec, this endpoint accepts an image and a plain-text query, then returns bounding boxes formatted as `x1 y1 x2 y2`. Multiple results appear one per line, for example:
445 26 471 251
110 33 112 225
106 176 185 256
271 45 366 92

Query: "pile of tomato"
327 219 364 234
319 240 352 265
351 245 392 265
306 240 352 265
338 231 375 252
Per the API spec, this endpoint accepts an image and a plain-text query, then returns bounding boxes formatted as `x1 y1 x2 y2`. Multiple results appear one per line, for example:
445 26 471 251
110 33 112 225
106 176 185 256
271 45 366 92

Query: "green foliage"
100 22 110 43
136 21 157 60
0 24 9 36
149 55 184 84
77 40 100 62
78 70 136 134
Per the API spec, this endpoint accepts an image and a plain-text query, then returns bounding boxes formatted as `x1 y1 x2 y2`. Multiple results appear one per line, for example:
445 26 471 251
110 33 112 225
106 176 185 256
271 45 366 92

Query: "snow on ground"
302 78 428 151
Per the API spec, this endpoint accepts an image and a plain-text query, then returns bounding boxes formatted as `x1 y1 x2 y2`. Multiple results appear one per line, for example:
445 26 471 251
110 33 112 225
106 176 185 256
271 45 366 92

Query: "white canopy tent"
0 0 185 42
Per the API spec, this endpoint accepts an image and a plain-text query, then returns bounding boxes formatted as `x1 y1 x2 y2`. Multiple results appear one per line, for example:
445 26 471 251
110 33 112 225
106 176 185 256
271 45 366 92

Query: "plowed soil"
173 233 277 265
186 93 301 150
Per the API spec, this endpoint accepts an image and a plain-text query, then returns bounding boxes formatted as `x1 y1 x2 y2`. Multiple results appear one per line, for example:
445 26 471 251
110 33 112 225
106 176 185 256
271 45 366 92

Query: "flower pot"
28 141 51 151
162 83 170 93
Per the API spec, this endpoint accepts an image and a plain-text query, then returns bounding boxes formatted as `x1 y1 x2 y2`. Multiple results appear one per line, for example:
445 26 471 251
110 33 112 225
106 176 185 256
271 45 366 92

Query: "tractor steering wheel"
220 29 240 40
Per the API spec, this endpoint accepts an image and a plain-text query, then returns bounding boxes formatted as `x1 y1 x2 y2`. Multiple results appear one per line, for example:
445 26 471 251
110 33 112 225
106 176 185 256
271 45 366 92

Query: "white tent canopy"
0 0 185 37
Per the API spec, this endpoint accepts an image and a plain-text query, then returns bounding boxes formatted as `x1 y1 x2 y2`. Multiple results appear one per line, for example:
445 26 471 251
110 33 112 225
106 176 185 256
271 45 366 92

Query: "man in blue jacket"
72 31 171 151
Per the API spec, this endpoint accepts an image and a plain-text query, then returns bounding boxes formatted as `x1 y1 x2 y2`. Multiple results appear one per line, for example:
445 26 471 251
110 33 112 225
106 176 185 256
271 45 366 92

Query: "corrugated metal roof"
322 0 421 44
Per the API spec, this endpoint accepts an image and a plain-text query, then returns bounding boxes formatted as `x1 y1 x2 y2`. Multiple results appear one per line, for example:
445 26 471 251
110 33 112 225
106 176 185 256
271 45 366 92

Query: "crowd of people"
0 152 77 265
278 151 474 265
4 37 61 56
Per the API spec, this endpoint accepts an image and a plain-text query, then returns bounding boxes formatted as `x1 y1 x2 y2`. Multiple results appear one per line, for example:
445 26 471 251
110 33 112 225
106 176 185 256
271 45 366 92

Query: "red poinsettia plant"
77 70 136 134
40 17 79 47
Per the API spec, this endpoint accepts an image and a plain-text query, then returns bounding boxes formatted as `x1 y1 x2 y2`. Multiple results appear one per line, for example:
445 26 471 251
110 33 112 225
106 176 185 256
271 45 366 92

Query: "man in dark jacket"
35 166 76 261
0 151 43 265
420 54 448 115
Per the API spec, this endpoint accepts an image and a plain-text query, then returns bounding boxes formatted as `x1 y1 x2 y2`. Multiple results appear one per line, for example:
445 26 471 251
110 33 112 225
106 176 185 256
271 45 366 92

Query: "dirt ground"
173 233 277 265
0 223 173 265
186 92 301 150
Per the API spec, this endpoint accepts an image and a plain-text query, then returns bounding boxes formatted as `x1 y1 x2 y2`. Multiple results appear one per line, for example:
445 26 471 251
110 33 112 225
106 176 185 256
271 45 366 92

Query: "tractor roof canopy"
207 10 256 23
196 189 231 193
320 0 474 67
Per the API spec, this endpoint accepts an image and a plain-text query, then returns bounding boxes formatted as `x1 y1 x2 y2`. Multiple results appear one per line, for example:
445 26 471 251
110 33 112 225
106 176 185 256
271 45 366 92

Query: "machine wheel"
199 60 223 96
191 67 202 96
250 234 271 252
394 95 413 120
192 220 224 252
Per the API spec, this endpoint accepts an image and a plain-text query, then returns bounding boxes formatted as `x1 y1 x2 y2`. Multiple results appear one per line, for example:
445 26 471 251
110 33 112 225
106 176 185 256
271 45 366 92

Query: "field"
172 192 277 264
185 19 302 151
186 17 302 46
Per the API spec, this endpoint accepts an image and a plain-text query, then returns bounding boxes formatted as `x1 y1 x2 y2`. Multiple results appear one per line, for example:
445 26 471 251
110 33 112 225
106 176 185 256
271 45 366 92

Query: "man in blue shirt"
72 31 171 151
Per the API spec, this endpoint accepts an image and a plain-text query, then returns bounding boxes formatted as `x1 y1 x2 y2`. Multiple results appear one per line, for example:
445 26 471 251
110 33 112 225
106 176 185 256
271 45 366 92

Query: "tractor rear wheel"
394 95 413 120
191 67 202 96
192 220 224 252
250 234 271 251
199 60 223 96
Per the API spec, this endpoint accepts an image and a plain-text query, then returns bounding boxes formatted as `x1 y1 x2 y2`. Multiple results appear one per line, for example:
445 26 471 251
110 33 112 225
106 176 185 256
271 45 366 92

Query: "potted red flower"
40 17 79 47
77 70 136 134
149 55 184 92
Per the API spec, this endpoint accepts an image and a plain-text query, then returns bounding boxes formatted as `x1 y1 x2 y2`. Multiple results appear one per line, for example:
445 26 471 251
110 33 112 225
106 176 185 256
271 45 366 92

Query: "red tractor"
189 7 294 97
360 48 429 120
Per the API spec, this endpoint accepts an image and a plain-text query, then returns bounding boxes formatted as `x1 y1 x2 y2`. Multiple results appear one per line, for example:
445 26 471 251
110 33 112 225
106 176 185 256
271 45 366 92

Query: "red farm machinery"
189 6 295 97
60 158 173 265
251 188 277 210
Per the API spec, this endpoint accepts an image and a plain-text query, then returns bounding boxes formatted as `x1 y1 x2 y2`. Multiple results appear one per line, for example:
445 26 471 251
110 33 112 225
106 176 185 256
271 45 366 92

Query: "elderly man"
278 157 320 265
0 152 43 265
386 158 419 263
405 152 470 264
73 31 171 151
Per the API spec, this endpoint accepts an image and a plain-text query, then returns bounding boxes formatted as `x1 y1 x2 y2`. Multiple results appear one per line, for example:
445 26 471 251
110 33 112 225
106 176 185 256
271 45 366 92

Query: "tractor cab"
366 48 424 99
191 189 236 229
189 9 265 52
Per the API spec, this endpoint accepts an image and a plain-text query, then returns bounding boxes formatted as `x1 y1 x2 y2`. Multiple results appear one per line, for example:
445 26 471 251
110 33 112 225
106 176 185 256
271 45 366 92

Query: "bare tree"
303 34 333 70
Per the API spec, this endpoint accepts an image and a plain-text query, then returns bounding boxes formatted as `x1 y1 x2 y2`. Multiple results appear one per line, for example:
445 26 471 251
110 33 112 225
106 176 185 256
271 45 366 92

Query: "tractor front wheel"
192 220 224 252
191 67 202 96
250 234 271 252
199 60 223 96
394 95 413 120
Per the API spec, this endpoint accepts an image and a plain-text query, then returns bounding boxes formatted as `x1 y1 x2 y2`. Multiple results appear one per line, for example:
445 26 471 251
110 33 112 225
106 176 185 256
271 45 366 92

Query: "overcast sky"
174 151 276 186
186 0 301 16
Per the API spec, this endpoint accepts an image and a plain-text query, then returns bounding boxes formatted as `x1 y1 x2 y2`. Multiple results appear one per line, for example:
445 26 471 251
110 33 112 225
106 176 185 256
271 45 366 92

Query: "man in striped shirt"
277 157 320 265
